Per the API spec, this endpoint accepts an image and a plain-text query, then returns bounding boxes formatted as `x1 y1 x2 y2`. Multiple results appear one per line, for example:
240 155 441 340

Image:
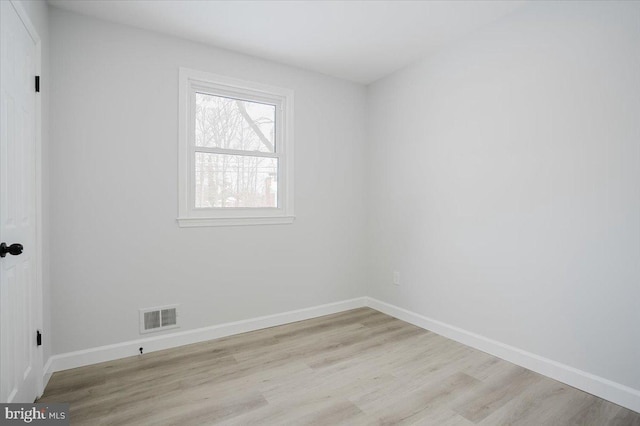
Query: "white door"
0 0 41 403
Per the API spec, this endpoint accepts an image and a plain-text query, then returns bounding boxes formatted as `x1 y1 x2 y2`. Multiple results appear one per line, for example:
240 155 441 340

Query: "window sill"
177 216 295 228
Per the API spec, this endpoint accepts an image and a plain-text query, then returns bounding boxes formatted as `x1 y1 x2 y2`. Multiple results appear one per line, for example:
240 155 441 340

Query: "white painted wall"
18 0 51 365
49 8 367 354
367 0 640 392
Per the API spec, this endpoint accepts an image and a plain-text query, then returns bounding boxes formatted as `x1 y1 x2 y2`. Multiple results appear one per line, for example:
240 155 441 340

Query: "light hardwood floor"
39 308 640 425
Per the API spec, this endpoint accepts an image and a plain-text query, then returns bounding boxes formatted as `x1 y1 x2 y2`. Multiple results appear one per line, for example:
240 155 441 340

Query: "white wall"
18 0 51 366
367 0 640 392
49 8 367 354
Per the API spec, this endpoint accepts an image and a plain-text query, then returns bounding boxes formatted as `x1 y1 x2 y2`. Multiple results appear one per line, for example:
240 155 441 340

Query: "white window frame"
177 68 295 227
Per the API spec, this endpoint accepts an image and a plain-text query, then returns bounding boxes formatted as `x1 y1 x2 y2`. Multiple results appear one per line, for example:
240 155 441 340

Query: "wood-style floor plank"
38 308 640 425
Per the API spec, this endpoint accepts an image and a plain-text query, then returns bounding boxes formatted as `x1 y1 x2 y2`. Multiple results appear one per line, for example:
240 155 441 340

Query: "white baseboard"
364 297 640 414
42 357 54 394
46 297 366 375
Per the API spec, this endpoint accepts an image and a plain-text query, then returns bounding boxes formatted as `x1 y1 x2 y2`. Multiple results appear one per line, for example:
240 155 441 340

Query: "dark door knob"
0 243 23 257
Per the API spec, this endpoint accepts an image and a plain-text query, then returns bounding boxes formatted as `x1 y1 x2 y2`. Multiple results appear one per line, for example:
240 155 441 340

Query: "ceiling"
48 1 525 84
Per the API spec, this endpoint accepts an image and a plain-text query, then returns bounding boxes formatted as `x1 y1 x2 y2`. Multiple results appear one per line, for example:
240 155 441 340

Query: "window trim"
177 68 295 227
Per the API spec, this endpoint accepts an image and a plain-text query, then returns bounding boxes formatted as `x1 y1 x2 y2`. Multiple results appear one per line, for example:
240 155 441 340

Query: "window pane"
195 153 278 208
195 93 275 153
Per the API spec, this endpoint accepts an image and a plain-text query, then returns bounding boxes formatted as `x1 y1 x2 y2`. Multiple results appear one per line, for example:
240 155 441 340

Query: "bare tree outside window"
194 93 278 208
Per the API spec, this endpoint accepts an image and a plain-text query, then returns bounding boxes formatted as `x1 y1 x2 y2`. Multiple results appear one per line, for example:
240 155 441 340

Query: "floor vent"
139 305 179 334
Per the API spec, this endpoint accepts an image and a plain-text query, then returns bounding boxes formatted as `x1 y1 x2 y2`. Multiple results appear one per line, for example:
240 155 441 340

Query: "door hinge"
35 76 40 93
36 330 42 346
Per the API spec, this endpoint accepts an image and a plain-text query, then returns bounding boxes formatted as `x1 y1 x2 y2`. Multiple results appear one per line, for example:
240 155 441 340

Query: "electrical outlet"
393 271 400 286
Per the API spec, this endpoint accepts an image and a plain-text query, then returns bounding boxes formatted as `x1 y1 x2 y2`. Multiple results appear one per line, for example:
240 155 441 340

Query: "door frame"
6 0 44 398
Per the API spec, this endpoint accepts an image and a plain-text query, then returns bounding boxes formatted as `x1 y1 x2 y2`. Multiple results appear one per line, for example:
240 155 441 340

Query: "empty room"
1 0 639 424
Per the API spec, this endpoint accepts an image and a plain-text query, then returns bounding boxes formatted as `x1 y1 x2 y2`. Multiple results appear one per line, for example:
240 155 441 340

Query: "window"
178 68 294 227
